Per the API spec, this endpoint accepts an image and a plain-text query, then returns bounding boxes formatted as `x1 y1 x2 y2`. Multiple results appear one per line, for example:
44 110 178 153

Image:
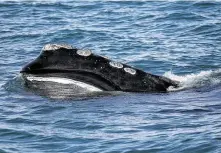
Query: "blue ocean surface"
1 0 221 152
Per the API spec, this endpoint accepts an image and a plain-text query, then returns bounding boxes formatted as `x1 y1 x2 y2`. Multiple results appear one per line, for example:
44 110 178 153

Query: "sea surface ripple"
1 0 221 152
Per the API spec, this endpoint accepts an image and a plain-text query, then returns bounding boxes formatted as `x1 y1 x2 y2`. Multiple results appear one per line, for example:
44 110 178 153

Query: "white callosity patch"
26 76 102 92
42 44 73 51
77 49 92 57
109 61 123 69
124 67 136 75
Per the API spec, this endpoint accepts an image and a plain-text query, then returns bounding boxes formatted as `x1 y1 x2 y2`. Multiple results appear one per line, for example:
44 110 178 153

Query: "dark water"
1 0 221 152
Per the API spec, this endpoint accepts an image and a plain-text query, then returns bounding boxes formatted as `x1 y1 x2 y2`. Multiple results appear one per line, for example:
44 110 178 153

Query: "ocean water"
1 0 221 152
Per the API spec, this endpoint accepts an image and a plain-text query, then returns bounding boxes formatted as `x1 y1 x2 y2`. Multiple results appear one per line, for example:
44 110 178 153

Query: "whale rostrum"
21 44 179 92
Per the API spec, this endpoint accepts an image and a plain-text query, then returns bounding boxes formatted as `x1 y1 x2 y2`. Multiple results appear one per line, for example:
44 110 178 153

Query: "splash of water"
164 69 221 91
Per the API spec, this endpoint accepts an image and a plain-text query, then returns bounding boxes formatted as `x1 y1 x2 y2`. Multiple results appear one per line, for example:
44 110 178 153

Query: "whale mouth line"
26 76 103 92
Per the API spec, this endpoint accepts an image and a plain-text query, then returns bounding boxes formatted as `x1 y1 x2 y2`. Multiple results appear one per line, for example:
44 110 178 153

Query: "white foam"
26 76 102 92
164 69 221 91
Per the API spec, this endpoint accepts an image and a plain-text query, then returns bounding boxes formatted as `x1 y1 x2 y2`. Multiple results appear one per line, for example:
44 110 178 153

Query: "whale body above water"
20 44 179 93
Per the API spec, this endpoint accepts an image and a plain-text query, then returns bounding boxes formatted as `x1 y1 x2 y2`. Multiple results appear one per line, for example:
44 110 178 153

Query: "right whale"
20 44 179 93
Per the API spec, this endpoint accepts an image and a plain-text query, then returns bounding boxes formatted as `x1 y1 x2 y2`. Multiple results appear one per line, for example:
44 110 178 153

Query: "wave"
2 75 25 93
0 0 70 7
1 0 221 2
0 0 60 2
164 69 221 91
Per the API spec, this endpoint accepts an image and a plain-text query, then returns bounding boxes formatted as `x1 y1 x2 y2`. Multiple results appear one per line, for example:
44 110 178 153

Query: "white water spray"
164 69 221 91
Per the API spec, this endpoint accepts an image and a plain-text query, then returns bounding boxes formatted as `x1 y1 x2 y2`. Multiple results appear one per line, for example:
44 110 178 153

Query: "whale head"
21 44 179 93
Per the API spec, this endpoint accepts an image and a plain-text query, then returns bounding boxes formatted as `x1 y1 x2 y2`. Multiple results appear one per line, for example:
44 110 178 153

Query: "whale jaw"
25 75 102 92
